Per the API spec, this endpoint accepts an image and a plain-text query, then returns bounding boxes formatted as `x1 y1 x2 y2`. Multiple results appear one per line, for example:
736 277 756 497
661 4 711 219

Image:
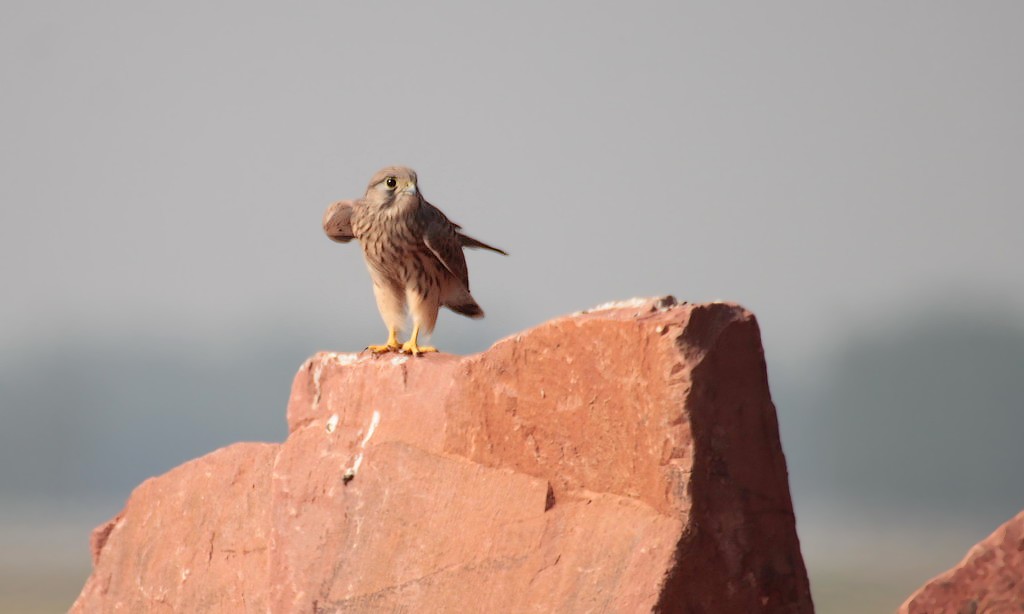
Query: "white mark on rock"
311 358 328 411
344 453 363 483
343 410 381 483
331 352 361 366
311 352 361 412
390 355 408 366
361 411 381 446
325 414 339 434
575 295 678 315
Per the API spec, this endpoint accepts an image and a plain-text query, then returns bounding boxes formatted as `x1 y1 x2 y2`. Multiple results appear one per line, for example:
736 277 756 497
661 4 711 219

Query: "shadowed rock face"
900 510 1024 614
72 298 813 613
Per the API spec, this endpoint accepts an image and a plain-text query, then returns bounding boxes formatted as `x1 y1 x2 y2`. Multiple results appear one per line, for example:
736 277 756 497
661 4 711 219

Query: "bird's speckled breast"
352 204 440 290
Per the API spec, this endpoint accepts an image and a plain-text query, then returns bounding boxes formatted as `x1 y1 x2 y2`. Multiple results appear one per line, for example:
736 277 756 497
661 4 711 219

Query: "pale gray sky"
2 2 1022 360
2 3 1023 611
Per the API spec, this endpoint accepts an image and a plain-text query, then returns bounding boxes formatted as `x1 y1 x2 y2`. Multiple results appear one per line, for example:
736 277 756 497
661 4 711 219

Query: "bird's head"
364 166 420 210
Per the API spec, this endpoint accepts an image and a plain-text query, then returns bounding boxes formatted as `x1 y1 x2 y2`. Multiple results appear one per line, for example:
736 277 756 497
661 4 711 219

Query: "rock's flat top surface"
72 298 813 613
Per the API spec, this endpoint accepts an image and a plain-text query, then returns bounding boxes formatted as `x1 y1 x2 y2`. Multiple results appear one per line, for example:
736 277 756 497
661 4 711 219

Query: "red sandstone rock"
71 298 813 613
900 510 1024 614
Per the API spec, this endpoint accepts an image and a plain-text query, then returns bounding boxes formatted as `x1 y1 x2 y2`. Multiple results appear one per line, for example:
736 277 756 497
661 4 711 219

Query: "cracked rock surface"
72 298 813 613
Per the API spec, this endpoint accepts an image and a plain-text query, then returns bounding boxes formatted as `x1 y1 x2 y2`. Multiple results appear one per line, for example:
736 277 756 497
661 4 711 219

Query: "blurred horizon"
7 286 1023 498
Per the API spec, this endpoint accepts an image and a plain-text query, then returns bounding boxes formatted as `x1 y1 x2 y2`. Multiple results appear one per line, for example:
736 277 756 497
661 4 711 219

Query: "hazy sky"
3 2 1022 362
2 4 1024 610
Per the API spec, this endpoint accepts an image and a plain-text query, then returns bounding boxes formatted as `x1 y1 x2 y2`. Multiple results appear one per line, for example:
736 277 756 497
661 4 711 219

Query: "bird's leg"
367 327 401 354
400 323 437 356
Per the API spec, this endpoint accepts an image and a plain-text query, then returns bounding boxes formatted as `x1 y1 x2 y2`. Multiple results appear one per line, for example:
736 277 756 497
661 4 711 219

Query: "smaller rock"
899 509 1024 613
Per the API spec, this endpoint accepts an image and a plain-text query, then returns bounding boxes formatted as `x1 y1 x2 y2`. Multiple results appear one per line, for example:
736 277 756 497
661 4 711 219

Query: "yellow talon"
400 324 437 356
401 341 437 356
367 328 400 354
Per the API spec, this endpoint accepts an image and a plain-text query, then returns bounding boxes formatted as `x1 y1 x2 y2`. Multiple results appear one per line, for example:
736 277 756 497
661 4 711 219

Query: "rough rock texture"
900 510 1024 614
72 297 813 613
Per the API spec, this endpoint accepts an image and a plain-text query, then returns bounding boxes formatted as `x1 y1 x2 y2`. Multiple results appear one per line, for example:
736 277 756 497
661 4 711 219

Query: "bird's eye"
385 177 397 189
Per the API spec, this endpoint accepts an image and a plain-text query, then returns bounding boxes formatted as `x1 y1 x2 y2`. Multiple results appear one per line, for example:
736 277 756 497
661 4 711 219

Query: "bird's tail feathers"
449 302 484 318
446 288 485 319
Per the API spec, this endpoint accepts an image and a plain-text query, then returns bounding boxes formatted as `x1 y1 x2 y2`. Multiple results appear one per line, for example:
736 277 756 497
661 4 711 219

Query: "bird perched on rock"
323 166 507 356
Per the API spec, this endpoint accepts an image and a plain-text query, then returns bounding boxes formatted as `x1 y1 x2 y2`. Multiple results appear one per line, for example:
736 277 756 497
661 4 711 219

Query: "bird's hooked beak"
402 181 417 196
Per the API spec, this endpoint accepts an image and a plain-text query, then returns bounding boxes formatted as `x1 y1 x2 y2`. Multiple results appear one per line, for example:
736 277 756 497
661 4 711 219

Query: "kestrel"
323 166 507 356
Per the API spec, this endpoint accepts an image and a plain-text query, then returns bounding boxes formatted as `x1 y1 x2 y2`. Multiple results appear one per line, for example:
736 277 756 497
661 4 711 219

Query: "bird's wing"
457 232 508 255
422 201 508 255
420 201 471 289
323 199 357 243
